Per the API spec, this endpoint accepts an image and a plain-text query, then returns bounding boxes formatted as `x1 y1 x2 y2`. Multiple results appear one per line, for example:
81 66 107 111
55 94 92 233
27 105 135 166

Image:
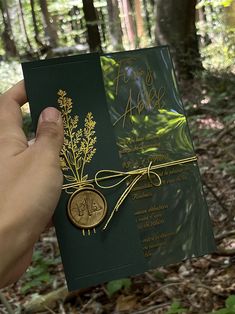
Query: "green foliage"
200 42 235 71
0 61 33 138
106 278 132 297
208 295 235 314
196 0 235 71
0 61 22 94
166 300 187 314
20 250 60 294
154 270 166 282
197 0 234 8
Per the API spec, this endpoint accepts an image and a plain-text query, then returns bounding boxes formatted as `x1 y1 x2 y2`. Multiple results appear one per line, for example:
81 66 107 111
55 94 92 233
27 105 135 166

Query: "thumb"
35 107 64 158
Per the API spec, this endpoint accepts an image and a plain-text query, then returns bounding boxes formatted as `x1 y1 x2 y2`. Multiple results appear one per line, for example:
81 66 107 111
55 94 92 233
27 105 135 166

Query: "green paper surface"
22 46 216 291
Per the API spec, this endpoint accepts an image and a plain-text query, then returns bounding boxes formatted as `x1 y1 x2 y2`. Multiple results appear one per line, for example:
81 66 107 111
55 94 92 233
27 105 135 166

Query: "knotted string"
98 161 162 229
62 156 197 229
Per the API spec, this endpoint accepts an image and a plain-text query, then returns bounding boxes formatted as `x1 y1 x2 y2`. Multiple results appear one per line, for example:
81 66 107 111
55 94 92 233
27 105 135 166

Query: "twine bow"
62 156 197 229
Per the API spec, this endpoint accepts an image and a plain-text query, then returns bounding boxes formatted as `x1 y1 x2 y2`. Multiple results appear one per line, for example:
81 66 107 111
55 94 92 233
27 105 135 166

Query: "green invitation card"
22 46 216 291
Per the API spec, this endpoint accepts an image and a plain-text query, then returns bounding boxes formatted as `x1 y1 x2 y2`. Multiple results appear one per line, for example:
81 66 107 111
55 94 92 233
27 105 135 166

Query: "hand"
0 81 64 288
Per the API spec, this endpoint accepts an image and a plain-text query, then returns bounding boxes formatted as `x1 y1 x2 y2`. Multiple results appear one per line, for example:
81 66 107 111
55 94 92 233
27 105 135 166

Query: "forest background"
0 0 235 313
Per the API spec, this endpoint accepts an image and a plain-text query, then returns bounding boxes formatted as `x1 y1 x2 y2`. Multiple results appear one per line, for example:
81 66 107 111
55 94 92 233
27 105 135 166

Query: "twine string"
62 156 197 229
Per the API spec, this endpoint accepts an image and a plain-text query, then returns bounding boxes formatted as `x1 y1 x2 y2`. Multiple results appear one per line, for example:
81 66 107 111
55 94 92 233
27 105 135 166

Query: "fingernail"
41 107 60 122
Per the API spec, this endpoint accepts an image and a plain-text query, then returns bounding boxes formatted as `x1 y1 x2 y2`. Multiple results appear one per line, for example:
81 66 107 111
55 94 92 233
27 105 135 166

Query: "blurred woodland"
0 0 235 313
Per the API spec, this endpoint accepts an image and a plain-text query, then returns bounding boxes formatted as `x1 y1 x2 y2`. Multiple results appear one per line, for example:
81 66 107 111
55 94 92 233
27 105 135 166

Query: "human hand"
0 81 64 288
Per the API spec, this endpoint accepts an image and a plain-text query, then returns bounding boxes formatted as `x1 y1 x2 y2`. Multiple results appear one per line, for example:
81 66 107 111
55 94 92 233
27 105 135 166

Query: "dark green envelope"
22 46 216 291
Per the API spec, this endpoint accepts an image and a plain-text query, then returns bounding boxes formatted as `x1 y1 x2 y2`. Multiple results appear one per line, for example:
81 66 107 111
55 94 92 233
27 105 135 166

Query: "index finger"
2 80 27 106
0 80 28 150
0 80 27 126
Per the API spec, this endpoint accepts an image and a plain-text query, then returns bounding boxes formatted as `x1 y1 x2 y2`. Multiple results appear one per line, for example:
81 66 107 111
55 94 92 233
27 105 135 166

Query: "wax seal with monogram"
67 187 107 230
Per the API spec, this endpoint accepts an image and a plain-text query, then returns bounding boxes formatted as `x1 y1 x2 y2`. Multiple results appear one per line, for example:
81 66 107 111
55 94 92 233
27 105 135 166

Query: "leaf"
115 295 137 312
154 270 165 282
36 273 51 283
67 151 75 165
76 157 82 170
166 300 187 314
64 174 76 182
226 295 235 309
211 310 230 314
60 158 68 170
106 278 132 297
82 174 88 181
221 0 233 7
21 282 35 294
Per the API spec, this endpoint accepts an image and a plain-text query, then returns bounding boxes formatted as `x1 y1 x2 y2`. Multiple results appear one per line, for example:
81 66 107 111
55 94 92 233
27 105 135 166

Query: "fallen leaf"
115 295 137 312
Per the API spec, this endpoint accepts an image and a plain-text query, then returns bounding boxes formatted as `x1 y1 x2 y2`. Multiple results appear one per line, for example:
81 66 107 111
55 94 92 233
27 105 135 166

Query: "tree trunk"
39 0 58 48
19 0 33 51
120 0 136 49
0 0 17 57
155 0 202 79
82 0 102 52
107 0 123 50
30 0 45 48
134 0 145 47
142 0 152 39
97 8 107 48
198 5 211 47
68 5 80 43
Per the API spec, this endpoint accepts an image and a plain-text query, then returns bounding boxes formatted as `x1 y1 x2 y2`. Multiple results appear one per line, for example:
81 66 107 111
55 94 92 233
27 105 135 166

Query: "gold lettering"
113 59 166 127
114 58 137 95
145 68 154 86
114 85 165 127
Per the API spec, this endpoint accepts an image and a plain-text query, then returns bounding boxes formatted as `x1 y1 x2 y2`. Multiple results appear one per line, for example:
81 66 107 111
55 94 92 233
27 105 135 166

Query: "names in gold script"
113 58 165 127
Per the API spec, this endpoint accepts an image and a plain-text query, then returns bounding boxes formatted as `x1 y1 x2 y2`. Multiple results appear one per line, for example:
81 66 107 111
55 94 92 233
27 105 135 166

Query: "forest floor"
0 67 235 314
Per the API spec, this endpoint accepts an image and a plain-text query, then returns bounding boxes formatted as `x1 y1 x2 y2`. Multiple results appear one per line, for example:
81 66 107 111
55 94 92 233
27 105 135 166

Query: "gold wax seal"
67 187 107 229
